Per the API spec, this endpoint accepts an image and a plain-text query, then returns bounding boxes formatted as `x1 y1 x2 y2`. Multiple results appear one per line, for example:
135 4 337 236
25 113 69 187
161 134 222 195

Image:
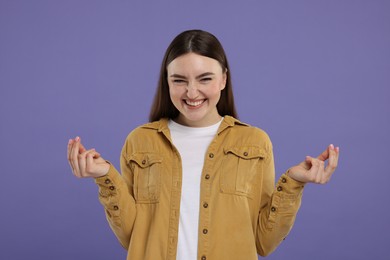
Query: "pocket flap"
128 153 163 168
223 146 266 160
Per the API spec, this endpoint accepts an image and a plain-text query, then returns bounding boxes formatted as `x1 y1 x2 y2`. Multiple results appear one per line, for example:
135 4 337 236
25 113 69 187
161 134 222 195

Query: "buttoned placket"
196 120 238 259
156 118 257 259
197 125 226 260
158 127 184 260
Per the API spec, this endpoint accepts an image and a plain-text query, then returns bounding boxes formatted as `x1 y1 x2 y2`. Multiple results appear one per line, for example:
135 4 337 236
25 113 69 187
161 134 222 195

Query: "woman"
67 30 339 260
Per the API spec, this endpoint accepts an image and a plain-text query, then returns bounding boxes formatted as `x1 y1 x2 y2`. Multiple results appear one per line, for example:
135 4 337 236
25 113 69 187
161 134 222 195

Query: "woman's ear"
221 69 228 90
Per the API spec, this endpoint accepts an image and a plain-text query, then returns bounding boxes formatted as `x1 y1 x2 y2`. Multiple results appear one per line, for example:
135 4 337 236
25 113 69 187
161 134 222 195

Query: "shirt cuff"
94 163 122 197
275 173 305 198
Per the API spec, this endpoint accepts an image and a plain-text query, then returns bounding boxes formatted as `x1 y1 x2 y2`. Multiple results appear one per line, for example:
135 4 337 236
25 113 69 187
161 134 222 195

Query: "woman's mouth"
184 99 206 108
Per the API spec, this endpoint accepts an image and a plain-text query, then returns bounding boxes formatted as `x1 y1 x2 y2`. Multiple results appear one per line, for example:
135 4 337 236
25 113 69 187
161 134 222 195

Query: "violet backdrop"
1 1 389 259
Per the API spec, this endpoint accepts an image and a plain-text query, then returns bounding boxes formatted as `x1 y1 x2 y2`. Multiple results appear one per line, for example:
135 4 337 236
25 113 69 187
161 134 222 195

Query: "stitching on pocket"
220 146 266 198
128 152 162 203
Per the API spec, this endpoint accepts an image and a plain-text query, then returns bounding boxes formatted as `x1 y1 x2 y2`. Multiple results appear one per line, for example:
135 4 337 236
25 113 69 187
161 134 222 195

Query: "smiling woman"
67 29 339 260
167 53 227 127
149 30 237 125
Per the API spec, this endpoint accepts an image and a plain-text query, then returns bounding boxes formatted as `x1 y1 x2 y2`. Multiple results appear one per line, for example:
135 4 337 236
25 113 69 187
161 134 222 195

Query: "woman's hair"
149 29 238 122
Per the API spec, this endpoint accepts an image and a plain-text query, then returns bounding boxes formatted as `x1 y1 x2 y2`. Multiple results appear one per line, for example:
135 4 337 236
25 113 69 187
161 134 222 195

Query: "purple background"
1 1 389 259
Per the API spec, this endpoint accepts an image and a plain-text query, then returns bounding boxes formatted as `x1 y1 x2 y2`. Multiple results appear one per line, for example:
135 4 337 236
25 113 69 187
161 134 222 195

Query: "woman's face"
167 53 227 127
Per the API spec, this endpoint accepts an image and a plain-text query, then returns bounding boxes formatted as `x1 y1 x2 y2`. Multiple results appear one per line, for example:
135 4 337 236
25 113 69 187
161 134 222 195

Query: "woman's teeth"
185 100 205 107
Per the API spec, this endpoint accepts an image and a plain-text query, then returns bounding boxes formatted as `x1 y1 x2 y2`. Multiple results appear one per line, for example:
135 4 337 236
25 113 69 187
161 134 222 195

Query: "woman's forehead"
167 53 223 75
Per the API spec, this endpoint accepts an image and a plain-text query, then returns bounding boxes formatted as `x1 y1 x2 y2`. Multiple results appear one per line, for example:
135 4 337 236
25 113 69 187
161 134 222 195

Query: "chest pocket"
128 152 163 203
220 146 266 198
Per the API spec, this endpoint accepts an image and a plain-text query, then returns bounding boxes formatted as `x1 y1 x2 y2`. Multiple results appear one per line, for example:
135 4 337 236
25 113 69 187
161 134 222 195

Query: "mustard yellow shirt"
95 116 305 260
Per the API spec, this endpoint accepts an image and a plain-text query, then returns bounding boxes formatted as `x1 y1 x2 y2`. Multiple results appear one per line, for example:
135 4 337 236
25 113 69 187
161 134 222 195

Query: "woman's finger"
317 145 330 161
67 139 75 172
79 141 87 154
307 156 321 183
69 138 78 176
71 136 81 177
78 148 96 177
86 150 97 175
86 150 109 178
67 139 73 161
317 164 329 184
93 151 101 158
77 150 86 177
325 146 339 176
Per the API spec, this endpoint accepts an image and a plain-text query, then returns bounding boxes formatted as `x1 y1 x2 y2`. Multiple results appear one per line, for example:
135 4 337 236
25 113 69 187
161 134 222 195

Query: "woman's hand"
67 136 110 178
287 144 340 184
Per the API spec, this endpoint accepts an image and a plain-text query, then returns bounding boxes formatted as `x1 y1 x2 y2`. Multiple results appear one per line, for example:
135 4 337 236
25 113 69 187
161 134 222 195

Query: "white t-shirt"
168 119 222 260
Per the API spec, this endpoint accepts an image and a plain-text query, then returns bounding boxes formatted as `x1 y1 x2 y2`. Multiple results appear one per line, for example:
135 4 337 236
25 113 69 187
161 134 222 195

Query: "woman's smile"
183 99 206 108
167 52 227 127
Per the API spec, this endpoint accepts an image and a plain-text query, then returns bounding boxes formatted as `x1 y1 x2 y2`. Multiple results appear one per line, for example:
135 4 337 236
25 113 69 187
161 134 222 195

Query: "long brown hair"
149 29 238 122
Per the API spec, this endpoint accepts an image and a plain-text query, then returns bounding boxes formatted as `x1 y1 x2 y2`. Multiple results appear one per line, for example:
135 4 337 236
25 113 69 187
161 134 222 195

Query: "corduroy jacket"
95 116 305 260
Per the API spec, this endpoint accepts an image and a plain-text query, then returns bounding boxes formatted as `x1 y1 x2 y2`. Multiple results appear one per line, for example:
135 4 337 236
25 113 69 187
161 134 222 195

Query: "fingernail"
330 144 334 150
75 136 80 141
68 139 72 144
336 146 340 152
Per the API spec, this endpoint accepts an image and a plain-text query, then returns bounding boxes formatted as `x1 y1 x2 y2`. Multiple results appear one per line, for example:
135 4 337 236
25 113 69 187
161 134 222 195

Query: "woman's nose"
186 82 199 98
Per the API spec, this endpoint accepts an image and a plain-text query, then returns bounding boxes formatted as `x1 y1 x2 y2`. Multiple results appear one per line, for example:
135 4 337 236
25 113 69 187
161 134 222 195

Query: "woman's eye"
200 78 212 82
173 79 186 84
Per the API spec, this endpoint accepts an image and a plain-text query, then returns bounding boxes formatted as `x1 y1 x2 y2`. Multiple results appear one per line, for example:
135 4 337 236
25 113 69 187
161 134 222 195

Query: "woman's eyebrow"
196 72 215 79
169 72 215 79
170 74 187 79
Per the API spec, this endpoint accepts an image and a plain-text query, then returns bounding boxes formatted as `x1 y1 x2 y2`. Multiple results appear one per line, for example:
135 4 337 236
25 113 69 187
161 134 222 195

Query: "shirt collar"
217 116 249 134
141 116 249 134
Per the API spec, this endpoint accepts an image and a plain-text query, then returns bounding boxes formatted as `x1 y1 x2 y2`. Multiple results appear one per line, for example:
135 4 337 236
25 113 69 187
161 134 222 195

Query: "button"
113 206 119 210
104 179 111 184
277 186 283 191
281 178 287 183
109 186 115 190
203 229 208 234
243 152 248 156
271 207 276 212
201 256 206 260
205 174 210 180
142 160 146 165
203 202 208 208
209 153 214 158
